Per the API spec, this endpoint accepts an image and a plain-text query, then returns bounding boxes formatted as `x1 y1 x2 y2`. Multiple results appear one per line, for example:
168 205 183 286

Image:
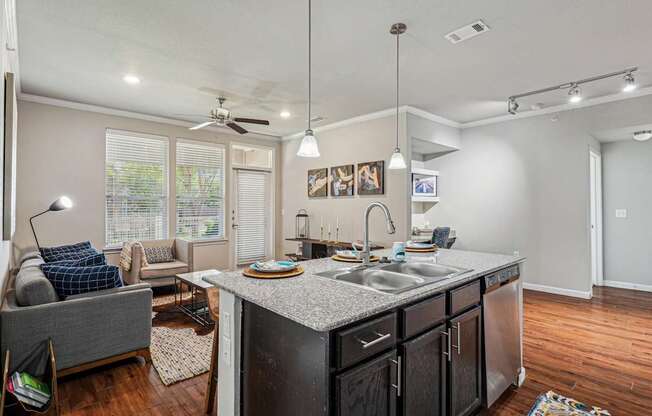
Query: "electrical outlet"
222 336 231 365
223 312 231 335
615 209 628 219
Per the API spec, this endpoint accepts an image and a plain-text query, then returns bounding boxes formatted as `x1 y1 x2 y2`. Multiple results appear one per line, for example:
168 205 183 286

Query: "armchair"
122 239 194 287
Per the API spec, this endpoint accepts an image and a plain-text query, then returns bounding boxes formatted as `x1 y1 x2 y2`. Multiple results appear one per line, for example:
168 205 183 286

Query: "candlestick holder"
327 231 332 242
320 226 324 241
335 227 340 242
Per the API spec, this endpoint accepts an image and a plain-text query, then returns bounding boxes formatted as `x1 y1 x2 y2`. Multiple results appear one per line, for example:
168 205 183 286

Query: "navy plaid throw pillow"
51 253 107 267
40 241 95 263
40 264 123 298
42 248 100 263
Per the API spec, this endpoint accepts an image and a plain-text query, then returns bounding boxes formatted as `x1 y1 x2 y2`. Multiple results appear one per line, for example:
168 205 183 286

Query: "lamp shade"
49 196 73 211
388 148 407 170
297 129 320 158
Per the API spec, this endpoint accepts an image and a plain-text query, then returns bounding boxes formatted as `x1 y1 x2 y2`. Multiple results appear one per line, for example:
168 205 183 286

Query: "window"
105 129 168 246
231 144 272 169
176 140 225 239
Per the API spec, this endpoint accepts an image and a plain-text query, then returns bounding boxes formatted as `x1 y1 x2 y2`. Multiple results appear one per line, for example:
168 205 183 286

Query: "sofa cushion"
40 241 95 263
51 253 107 267
140 261 188 279
40 264 123 298
15 265 59 306
144 246 174 264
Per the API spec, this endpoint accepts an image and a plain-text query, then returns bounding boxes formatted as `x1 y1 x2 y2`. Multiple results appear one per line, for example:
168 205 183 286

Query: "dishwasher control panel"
483 265 519 291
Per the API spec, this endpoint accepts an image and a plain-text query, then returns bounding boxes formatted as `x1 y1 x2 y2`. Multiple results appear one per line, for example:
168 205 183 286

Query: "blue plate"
251 260 297 273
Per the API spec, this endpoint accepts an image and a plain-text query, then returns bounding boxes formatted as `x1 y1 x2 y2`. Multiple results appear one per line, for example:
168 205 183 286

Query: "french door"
233 169 271 265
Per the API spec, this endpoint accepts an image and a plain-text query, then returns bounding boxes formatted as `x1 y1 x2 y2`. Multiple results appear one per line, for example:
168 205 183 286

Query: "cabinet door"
335 350 398 416
449 306 482 416
401 324 447 416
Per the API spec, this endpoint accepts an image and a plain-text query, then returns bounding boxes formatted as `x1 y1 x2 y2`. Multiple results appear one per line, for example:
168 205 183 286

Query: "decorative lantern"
295 209 310 239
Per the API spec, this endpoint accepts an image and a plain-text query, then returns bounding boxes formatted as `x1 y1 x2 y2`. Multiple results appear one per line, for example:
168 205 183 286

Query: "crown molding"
462 86 652 129
17 93 282 142
282 105 460 141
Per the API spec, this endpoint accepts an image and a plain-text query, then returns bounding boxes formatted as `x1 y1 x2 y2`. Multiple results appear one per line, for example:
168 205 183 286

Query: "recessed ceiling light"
280 110 291 118
123 74 141 85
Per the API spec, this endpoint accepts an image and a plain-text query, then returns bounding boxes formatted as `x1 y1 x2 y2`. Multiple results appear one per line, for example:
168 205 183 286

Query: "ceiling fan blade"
233 117 270 126
227 122 248 134
189 121 216 130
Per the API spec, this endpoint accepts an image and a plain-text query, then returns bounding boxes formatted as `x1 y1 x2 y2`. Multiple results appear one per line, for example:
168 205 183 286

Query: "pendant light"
388 23 407 170
297 0 320 158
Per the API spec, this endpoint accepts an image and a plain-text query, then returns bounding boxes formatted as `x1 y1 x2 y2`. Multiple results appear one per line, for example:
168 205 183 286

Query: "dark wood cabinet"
448 306 482 416
401 324 447 416
335 350 398 416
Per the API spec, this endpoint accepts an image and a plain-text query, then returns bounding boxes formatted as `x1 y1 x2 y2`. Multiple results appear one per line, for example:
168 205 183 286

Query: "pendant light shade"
297 129 320 157
297 0 320 158
388 23 407 170
388 147 407 170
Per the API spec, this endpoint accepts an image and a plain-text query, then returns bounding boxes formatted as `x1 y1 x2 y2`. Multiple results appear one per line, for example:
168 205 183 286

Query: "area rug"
152 291 191 307
150 326 214 386
528 391 611 416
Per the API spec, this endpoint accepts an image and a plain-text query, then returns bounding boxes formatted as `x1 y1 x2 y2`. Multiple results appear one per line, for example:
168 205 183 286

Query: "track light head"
623 72 637 92
507 97 519 115
568 84 582 104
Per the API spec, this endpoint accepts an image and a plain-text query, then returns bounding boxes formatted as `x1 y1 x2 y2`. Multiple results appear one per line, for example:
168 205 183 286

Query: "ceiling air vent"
445 20 490 44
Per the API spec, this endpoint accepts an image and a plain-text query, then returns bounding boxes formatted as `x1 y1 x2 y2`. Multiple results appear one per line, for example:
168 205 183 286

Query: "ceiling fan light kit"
188 96 270 134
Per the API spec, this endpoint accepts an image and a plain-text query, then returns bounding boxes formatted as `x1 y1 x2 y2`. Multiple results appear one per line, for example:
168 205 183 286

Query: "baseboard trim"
601 280 652 293
522 283 592 299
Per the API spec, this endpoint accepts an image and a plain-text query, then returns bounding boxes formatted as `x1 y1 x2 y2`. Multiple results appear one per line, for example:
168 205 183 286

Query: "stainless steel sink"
379 262 469 279
315 262 471 294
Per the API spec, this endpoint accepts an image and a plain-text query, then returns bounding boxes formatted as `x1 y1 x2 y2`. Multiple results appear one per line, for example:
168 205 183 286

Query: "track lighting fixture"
507 97 519 115
623 72 636 92
506 67 637 115
568 84 582 104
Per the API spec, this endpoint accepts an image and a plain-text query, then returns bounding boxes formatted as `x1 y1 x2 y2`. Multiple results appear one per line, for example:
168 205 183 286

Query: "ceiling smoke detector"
633 130 652 142
445 20 490 44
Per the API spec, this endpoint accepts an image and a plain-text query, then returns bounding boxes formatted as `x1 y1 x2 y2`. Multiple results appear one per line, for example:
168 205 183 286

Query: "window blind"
235 170 269 264
105 129 168 246
176 140 225 239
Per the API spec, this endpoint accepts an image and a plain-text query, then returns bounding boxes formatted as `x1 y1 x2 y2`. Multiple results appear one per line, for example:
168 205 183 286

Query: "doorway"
232 168 272 265
589 149 604 287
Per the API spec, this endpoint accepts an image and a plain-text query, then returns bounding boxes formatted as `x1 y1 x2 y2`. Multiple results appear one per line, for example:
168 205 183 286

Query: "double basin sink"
315 261 471 295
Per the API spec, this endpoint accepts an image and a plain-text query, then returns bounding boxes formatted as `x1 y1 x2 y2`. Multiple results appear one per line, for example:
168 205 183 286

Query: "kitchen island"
204 248 526 416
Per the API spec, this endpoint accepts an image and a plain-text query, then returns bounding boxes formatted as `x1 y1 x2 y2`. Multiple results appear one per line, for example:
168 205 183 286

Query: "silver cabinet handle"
441 329 452 362
357 332 391 349
451 322 461 355
390 357 402 397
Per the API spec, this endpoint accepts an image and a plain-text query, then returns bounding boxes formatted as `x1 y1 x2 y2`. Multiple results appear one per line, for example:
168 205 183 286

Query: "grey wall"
423 95 652 295
282 114 410 252
602 139 652 287
16 100 282 269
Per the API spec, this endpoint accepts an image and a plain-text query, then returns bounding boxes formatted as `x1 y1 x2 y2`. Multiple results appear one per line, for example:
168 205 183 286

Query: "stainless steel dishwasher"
482 265 521 408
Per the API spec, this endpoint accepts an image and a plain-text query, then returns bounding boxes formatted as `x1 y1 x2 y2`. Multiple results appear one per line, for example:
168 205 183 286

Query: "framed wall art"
307 168 328 198
357 160 384 195
330 164 354 197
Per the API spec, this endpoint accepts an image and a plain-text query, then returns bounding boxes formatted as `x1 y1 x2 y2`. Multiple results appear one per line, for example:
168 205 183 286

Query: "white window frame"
104 128 169 248
175 138 226 242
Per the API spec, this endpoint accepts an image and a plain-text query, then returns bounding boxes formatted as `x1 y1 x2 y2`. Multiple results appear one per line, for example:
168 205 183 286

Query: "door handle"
390 357 402 397
441 329 452 362
451 322 461 355
357 332 391 349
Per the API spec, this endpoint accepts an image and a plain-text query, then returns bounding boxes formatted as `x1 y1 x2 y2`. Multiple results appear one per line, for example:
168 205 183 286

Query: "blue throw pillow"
40 264 123 298
51 253 107 267
40 241 94 263
42 248 100 263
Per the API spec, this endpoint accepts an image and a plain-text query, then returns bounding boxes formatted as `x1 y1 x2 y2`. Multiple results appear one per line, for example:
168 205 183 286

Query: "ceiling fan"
189 97 270 134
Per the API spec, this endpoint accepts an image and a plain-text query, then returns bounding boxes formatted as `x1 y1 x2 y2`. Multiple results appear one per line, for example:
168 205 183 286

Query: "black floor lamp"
29 196 74 250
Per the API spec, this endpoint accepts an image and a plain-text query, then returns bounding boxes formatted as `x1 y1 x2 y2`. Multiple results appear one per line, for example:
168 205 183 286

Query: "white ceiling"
17 0 652 136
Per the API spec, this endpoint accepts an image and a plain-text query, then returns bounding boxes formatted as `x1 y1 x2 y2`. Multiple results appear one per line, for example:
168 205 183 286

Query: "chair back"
432 227 451 248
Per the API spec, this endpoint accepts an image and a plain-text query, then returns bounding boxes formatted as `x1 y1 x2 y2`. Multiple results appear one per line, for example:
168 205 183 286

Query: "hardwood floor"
54 286 652 415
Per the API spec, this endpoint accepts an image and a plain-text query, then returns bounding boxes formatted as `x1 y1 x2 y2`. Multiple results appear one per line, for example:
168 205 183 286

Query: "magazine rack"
1 340 59 416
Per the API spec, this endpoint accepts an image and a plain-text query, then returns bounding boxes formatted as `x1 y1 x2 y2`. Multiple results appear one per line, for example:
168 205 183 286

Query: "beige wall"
16 100 282 269
281 115 410 253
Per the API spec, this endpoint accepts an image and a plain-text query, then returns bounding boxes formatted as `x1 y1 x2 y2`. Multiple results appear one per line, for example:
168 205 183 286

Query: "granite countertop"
203 248 525 332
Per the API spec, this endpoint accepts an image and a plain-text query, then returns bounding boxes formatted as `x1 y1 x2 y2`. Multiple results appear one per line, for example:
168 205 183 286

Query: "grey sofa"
1 252 152 374
121 238 194 287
